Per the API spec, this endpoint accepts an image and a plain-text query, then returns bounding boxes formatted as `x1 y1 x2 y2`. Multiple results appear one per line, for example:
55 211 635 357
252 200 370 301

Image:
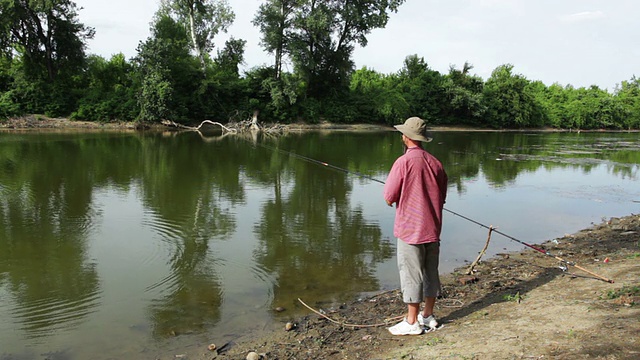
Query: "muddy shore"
4 115 635 133
172 214 636 360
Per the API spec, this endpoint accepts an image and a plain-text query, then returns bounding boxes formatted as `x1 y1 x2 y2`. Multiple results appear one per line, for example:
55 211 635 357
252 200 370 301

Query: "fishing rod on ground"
248 139 614 284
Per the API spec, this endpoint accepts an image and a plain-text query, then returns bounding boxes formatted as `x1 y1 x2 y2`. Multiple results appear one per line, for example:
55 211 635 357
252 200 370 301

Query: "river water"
0 129 638 359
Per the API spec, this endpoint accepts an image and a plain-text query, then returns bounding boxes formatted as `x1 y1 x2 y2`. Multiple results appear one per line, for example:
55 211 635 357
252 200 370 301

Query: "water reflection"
0 134 101 339
138 134 237 338
253 134 394 305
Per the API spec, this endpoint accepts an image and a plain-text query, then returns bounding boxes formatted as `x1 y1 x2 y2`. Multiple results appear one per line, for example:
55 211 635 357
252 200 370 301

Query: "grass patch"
424 337 444 346
605 285 640 300
503 291 525 303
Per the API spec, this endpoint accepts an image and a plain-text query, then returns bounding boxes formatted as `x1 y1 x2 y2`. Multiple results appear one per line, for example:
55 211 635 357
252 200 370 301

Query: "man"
383 117 448 336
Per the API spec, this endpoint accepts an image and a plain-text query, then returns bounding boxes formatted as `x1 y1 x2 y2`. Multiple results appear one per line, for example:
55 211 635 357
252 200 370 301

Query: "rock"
274 306 286 312
246 351 260 360
285 322 294 331
459 276 479 285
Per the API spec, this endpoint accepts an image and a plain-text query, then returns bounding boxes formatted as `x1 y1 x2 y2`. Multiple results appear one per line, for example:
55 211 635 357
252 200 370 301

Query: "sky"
76 0 639 91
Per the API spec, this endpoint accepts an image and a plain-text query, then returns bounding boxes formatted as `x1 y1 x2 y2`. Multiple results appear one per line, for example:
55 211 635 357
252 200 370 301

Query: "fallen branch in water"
162 119 238 133
194 120 238 133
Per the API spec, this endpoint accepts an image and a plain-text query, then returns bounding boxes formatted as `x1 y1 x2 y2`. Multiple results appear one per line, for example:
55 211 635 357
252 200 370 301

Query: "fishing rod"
250 139 614 283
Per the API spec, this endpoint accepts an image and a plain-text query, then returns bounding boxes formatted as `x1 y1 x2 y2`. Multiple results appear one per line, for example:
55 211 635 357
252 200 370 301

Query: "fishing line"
239 135 613 283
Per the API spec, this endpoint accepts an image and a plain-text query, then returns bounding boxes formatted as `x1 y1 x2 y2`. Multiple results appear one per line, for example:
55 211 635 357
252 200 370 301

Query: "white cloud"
559 11 605 23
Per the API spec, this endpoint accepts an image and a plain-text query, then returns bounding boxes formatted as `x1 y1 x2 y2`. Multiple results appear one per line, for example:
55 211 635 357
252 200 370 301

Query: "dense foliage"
0 0 638 129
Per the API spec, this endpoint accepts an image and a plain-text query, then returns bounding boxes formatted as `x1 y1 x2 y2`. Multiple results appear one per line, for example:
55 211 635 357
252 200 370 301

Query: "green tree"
563 85 625 130
0 55 19 118
393 55 446 123
160 0 234 70
286 0 405 99
532 82 568 128
349 66 407 124
441 61 485 125
615 76 640 129
0 0 94 82
134 13 202 123
243 66 302 122
214 37 246 76
72 53 139 121
197 37 250 120
253 0 299 80
482 64 543 128
0 0 94 116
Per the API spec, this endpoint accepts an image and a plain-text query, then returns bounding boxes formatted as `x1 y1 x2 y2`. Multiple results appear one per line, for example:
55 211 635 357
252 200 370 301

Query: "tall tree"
441 61 485 124
253 0 298 80
615 76 640 129
160 0 234 70
134 13 202 123
482 64 542 128
0 0 94 81
214 37 246 76
394 55 446 122
73 53 139 121
350 66 408 123
284 0 405 99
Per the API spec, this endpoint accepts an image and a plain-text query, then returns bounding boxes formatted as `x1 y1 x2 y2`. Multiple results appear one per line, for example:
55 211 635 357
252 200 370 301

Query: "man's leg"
407 302 420 324
422 296 436 317
397 239 424 324
420 242 441 328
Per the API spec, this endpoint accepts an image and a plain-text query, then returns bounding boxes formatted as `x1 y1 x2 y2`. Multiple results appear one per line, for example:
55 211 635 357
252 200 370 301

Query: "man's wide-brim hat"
394 117 433 142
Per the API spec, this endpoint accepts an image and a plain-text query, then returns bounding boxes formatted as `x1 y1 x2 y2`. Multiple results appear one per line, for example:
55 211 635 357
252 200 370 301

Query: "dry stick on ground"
297 298 393 329
466 225 495 275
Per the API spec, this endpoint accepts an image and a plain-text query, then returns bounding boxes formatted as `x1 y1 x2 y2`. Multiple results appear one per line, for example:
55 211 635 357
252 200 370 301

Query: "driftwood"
161 113 291 135
194 120 238 133
162 119 238 133
250 110 260 131
465 225 495 275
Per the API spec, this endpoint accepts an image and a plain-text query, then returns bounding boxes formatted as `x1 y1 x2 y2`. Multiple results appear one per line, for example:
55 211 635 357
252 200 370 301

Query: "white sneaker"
418 314 438 329
388 319 423 336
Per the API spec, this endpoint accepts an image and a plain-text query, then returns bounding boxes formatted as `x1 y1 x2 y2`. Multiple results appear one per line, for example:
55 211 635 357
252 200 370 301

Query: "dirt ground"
4 116 639 359
190 215 640 360
192 215 639 360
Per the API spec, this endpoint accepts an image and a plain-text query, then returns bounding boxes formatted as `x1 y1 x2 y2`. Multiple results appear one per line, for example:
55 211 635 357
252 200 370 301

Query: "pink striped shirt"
383 147 448 245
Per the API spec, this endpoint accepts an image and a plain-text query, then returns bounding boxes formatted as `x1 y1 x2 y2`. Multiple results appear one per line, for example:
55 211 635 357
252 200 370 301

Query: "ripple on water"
10 288 102 341
142 208 188 244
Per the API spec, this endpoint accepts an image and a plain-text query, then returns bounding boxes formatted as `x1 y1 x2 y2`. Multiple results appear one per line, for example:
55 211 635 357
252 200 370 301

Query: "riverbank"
163 214 639 360
3 115 638 133
0 115 140 130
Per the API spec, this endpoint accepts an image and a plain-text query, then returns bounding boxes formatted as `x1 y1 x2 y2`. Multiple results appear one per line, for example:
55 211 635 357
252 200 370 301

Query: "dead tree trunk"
250 110 260 131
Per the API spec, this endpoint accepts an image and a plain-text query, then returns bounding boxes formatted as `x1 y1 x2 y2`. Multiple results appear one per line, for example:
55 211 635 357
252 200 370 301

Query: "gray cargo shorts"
397 239 441 303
